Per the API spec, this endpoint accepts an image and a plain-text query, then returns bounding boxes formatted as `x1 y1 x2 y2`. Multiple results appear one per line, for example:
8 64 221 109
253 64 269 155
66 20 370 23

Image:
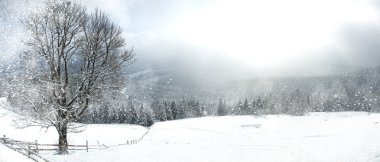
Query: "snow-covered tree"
138 104 154 127
217 98 226 116
138 104 147 125
251 100 257 114
164 101 173 120
170 101 178 119
11 0 134 154
256 97 264 110
127 102 138 124
241 98 249 115
177 101 186 119
156 104 167 121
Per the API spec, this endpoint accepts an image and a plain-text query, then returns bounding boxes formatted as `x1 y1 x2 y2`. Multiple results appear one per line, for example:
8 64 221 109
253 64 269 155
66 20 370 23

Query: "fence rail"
0 128 151 160
0 135 49 162
116 128 150 146
1 129 150 152
0 135 99 154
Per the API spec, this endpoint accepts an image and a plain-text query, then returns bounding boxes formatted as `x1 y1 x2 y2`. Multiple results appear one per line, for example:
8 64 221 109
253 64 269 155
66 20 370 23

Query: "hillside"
124 66 380 104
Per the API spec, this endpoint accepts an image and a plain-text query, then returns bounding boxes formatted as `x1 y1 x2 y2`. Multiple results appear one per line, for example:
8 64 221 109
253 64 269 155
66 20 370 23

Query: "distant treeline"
78 100 154 127
7 67 378 127
78 81 378 127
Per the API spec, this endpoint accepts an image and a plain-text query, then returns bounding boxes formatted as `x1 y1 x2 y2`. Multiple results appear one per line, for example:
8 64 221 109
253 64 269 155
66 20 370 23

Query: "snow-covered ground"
0 103 148 146
0 143 34 162
1 99 380 161
45 113 380 162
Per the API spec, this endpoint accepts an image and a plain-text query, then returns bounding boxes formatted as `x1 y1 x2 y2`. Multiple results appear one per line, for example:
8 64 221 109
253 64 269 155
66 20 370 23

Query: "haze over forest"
1 0 380 104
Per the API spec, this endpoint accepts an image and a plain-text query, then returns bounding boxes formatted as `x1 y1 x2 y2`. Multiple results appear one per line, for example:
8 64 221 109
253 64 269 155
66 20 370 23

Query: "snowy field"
1 105 380 162
0 144 33 162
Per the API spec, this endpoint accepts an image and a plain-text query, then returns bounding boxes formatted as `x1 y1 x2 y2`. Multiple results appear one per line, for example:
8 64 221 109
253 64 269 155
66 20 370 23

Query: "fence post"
2 135 6 144
35 140 39 154
97 141 101 150
86 140 88 152
28 145 31 155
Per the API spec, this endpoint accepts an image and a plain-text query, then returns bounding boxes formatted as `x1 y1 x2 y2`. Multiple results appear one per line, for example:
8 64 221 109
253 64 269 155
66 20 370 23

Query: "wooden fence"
0 135 50 162
117 128 150 146
0 128 151 161
0 135 106 154
1 128 150 153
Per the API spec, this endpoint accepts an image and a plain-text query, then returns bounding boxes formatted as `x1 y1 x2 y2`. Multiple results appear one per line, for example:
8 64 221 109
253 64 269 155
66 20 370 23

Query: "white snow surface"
0 101 147 146
1 97 380 162
0 143 34 162
49 114 380 162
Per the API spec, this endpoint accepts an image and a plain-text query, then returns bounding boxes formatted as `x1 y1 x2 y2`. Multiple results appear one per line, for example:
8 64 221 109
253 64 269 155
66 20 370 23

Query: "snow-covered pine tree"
178 101 186 119
252 100 257 115
145 112 154 127
127 102 138 124
119 105 128 123
170 101 178 119
164 101 173 120
195 101 202 117
217 98 226 116
256 97 264 110
242 98 249 115
138 104 147 126
157 104 167 121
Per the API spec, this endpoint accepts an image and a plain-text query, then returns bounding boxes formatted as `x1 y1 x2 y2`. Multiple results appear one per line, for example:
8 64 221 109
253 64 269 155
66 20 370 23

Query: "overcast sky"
1 0 380 79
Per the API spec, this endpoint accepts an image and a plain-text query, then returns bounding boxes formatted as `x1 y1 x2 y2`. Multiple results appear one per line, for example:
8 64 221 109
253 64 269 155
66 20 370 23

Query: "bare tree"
11 0 134 154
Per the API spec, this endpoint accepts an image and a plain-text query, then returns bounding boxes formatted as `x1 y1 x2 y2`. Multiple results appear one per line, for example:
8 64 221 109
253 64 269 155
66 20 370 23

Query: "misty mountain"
124 66 380 104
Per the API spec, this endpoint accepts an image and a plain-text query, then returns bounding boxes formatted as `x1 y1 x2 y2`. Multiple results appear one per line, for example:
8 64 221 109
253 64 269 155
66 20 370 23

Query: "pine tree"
217 98 226 116
138 104 147 126
127 103 138 124
151 100 160 120
157 104 167 121
242 98 249 115
195 101 202 117
119 106 127 123
200 105 205 116
236 100 243 115
252 100 257 115
164 101 173 120
257 97 263 110
111 109 118 123
178 102 186 119
145 113 154 127
170 101 178 119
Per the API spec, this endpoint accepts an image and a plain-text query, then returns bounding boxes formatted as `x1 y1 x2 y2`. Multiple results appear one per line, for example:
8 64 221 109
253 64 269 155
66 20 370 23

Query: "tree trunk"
57 123 69 154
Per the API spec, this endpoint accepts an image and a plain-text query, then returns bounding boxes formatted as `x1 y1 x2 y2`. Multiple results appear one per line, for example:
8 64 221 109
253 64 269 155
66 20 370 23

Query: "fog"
92 0 380 78
1 0 380 81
